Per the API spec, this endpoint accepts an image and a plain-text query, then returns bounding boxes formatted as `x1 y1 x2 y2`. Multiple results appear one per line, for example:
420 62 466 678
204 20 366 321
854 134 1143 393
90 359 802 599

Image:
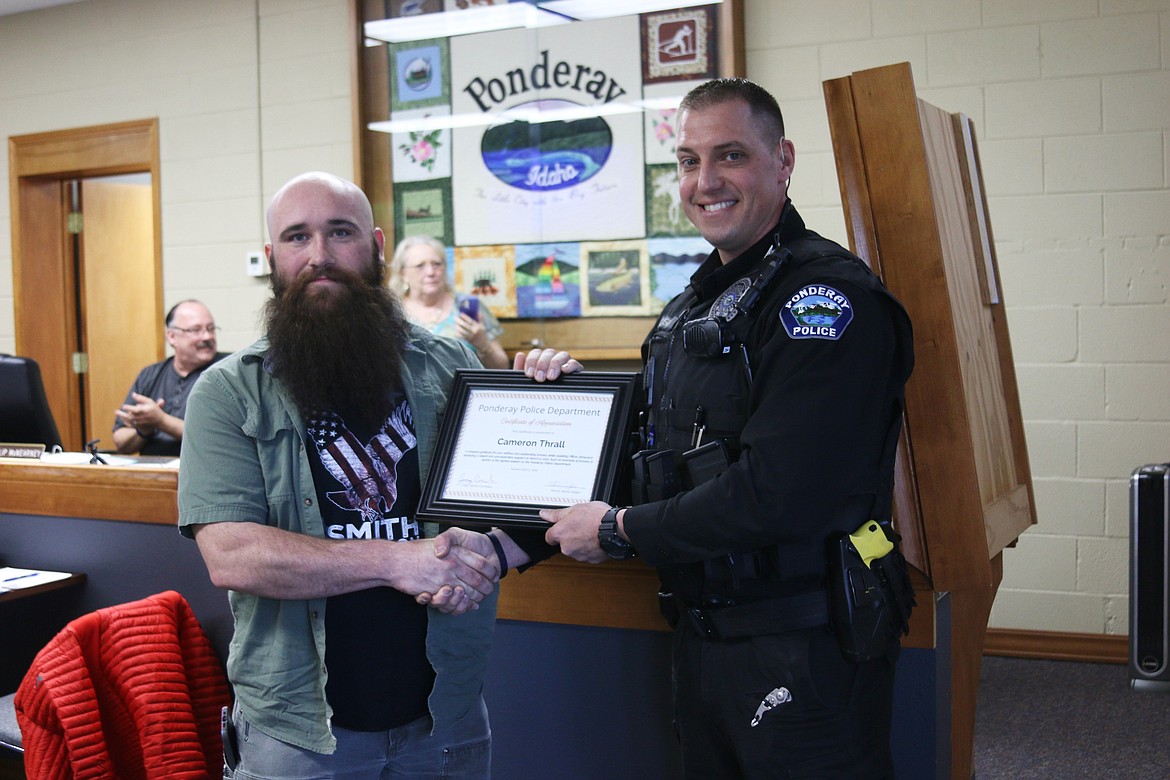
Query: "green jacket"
178 326 495 754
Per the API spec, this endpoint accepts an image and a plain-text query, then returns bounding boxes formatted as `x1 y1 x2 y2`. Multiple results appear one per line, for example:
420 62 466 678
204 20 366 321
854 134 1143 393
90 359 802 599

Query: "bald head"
266 172 375 239
264 172 386 294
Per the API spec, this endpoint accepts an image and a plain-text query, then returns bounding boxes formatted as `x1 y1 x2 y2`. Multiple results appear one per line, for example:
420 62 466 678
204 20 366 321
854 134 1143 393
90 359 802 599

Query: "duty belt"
680 590 831 640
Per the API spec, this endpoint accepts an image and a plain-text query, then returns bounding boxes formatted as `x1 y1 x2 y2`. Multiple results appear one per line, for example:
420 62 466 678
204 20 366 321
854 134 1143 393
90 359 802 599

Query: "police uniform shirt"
623 203 913 597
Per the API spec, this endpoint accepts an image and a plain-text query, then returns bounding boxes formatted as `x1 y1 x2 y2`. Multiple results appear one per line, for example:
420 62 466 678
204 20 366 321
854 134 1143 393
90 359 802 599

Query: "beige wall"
740 0 1170 636
3 0 1168 636
0 0 353 355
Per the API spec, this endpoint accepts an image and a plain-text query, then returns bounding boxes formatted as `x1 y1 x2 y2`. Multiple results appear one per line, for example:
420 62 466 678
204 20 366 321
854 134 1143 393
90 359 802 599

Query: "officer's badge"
780 284 854 340
708 277 754 321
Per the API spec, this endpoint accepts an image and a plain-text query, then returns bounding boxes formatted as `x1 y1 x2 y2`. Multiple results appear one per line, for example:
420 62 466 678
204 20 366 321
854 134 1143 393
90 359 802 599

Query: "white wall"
0 0 353 354
742 0 1170 636
3 0 1167 636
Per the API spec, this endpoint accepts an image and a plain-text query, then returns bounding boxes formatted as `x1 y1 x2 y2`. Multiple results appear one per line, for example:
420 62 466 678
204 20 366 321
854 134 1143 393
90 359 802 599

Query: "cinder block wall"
0 0 353 355
742 0 1170 635
1 0 1166 636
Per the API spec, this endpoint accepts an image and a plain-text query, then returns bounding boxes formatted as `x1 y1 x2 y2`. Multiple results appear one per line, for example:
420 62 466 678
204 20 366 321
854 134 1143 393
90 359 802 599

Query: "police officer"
541 78 914 778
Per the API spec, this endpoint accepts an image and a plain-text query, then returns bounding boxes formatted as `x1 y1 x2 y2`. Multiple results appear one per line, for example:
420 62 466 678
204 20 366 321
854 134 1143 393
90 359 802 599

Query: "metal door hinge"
72 352 88 373
66 211 83 234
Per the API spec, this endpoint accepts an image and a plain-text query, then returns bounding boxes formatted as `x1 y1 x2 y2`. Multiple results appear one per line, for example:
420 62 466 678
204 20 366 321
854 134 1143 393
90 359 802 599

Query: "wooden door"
9 179 79 444
10 119 163 452
79 177 160 446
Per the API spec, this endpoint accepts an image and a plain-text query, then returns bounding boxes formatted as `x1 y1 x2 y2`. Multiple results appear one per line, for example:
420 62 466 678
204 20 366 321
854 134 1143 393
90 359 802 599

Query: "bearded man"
178 172 564 778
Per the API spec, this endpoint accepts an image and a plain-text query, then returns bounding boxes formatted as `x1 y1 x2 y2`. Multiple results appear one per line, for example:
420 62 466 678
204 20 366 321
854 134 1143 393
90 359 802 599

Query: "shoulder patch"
780 284 854 340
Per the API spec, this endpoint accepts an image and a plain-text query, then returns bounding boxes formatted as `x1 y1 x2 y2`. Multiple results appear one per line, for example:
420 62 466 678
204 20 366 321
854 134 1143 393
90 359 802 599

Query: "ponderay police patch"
781 284 854 340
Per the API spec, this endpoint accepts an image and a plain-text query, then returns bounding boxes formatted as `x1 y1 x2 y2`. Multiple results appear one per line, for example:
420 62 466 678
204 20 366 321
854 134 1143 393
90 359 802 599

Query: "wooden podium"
824 62 1036 778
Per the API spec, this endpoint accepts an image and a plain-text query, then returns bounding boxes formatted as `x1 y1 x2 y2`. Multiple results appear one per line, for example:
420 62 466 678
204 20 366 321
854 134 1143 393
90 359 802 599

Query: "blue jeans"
224 697 491 780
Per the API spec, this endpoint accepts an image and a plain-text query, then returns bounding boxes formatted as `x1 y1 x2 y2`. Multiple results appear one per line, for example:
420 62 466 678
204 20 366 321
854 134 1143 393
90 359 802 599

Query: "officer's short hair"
678 78 785 145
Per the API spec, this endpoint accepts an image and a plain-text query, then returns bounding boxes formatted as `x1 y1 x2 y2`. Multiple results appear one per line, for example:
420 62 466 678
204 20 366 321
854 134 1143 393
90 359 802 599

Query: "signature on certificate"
546 480 585 492
457 473 498 488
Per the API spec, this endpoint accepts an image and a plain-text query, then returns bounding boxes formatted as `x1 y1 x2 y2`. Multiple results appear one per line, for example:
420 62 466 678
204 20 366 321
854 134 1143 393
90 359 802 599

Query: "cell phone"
221 705 240 771
458 297 480 320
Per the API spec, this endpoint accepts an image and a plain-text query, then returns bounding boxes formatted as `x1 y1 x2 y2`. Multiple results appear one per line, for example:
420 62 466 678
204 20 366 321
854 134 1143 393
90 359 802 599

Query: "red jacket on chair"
14 590 231 779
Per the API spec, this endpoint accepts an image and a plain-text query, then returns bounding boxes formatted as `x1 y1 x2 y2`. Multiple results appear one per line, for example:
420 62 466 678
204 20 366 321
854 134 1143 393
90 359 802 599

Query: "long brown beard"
264 252 410 428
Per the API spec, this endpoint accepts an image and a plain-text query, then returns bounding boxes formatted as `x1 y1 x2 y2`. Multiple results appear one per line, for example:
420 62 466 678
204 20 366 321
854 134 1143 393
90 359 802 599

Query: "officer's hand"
398 535 494 615
541 500 609 564
416 527 502 614
432 526 501 581
513 348 583 382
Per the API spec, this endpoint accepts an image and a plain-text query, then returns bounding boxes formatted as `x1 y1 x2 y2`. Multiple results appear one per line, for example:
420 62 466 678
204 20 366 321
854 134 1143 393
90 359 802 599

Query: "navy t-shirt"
306 395 435 731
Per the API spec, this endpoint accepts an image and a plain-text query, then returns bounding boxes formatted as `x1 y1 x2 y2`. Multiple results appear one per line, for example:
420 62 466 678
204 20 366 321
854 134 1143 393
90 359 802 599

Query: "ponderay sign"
462 49 632 193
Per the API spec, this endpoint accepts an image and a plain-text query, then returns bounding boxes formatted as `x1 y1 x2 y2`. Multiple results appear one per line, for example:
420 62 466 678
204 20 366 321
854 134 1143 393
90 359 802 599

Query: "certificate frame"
418 369 642 530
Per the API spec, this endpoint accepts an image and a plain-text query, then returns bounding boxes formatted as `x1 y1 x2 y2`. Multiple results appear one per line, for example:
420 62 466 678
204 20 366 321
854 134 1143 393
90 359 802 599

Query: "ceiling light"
364 3 569 44
501 101 641 125
537 0 721 21
634 95 686 111
368 112 507 134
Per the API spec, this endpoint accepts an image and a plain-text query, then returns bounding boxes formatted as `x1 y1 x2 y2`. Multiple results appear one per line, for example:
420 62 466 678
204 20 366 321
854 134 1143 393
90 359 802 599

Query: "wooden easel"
824 62 1036 779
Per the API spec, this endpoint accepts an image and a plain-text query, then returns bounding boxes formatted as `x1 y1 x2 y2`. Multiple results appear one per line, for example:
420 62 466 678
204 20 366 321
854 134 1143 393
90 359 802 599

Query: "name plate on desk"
418 370 641 530
0 442 46 459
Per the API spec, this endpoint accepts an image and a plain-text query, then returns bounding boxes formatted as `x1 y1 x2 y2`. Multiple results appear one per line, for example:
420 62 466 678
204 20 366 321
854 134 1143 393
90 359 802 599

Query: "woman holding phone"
390 235 510 368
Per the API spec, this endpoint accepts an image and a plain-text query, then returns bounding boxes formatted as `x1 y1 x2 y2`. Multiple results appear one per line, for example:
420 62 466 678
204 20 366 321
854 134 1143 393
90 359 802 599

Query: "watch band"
598 505 636 560
484 531 508 579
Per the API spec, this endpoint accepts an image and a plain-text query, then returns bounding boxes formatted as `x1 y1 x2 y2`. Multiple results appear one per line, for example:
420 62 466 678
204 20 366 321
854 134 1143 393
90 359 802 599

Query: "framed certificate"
418 369 642 530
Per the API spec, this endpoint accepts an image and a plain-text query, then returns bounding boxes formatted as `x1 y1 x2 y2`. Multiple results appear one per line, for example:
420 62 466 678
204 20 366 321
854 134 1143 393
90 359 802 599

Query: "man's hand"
513 348 583 382
193 521 496 612
395 534 497 615
542 500 610 564
115 392 168 435
432 526 500 574
415 527 501 615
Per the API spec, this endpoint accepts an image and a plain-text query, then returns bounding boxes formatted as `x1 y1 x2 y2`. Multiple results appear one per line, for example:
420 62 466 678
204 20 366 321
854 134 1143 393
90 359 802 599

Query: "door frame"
9 118 163 451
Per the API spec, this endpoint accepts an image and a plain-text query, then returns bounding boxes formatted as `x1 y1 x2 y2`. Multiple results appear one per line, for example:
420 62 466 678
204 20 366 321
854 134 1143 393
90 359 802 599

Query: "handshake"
413 526 520 616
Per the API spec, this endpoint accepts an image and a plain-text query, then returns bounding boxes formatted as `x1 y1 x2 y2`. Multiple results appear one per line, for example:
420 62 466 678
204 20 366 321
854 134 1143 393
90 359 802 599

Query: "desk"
0 458 177 525
0 458 936 640
0 458 948 778
0 571 85 604
0 460 203 695
0 569 87 694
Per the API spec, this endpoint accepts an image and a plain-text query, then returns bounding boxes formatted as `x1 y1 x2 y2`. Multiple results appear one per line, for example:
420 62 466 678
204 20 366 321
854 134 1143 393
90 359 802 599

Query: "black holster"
827 521 916 662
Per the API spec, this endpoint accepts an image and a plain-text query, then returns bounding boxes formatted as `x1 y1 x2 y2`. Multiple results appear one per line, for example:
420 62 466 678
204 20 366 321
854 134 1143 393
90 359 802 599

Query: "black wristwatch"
598 505 636 560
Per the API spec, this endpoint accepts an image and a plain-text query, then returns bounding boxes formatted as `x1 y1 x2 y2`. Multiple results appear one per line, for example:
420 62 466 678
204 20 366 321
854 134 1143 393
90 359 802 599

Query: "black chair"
0 692 19 754
0 354 62 451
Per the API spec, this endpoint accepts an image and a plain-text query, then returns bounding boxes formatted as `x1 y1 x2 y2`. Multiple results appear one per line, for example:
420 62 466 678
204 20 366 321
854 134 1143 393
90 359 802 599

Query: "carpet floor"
974 656 1170 779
